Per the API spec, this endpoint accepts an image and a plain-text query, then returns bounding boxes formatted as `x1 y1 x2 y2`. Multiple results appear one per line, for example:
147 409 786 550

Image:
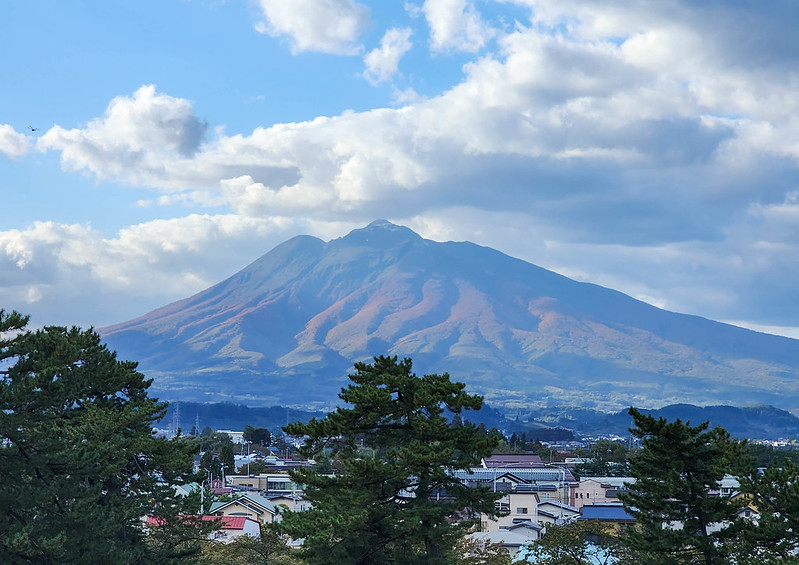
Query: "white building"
218 430 245 444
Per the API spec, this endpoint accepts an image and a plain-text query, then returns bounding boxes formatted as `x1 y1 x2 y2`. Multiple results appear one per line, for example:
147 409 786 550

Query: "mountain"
100 220 799 412
520 404 799 439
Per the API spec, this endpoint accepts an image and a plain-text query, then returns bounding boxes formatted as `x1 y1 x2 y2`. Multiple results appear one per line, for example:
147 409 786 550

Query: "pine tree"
619 407 748 565
734 460 799 562
0 310 208 564
277 356 501 565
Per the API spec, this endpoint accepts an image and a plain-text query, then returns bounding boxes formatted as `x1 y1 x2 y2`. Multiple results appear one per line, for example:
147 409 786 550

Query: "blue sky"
2 0 799 340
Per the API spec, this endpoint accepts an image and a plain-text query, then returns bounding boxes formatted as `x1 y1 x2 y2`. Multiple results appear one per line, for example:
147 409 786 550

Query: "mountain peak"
366 219 398 229
100 223 799 412
337 219 423 247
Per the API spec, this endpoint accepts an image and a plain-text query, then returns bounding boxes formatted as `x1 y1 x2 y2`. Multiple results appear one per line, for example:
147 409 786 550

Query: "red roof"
145 515 249 530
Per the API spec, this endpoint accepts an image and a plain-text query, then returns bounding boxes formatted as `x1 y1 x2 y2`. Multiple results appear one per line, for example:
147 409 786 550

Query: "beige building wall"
480 491 540 532
570 479 614 509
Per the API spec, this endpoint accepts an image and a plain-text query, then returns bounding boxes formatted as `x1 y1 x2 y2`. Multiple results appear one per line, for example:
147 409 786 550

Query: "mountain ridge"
100 221 799 412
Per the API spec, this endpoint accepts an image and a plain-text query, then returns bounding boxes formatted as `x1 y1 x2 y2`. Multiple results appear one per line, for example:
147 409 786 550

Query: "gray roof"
451 467 575 483
210 492 279 516
482 454 545 468
506 520 544 532
469 530 534 547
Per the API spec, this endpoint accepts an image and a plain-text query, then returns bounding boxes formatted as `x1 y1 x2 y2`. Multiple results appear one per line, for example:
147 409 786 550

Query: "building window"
517 507 528 514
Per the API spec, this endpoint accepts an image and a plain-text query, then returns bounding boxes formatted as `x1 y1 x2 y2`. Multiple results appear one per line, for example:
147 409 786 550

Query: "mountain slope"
101 220 799 411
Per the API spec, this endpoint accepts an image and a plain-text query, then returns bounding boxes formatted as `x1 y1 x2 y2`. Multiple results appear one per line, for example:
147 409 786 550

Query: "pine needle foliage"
277 356 500 565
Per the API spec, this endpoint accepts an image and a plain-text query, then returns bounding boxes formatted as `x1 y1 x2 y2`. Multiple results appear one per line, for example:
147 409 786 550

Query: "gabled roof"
538 500 578 512
210 492 279 516
493 472 528 484
505 520 544 533
206 516 249 530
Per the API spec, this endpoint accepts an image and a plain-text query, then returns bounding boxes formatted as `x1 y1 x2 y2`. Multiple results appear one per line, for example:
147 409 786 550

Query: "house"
481 489 540 532
209 492 281 524
218 430 245 444
570 479 619 509
580 476 635 489
228 473 303 495
579 503 636 533
145 515 261 544
714 474 741 497
172 482 201 498
451 467 574 503
536 500 580 526
466 529 537 560
269 493 311 512
504 520 545 540
204 516 262 543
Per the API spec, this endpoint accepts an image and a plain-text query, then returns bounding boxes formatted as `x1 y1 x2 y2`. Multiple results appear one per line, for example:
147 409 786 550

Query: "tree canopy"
277 355 501 564
0 310 207 564
243 425 272 447
619 407 749 565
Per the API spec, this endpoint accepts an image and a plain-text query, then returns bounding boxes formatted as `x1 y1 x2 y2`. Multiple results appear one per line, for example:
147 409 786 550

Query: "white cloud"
422 0 495 52
24 0 799 335
37 85 208 186
392 86 422 105
0 215 354 328
363 27 413 85
0 125 32 158
254 0 370 55
36 85 299 194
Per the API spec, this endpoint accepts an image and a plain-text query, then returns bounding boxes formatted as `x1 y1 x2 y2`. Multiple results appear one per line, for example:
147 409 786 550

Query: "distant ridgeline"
156 400 523 437
156 402 323 435
522 403 799 440
158 401 799 440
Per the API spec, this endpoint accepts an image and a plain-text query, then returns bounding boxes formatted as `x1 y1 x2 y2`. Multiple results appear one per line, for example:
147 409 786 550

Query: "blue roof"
580 504 635 522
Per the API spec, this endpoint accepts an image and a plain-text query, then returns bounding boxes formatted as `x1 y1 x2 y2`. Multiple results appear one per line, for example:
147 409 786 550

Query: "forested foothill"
4 308 799 564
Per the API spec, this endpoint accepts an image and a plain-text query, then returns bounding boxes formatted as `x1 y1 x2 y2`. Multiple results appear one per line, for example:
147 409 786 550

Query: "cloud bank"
4 0 799 338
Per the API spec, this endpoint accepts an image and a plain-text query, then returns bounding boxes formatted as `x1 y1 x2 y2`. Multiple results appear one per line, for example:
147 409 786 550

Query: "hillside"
101 220 799 412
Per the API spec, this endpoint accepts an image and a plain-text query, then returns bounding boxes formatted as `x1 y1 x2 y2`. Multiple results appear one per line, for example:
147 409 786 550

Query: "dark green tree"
276 355 501 565
243 425 272 447
524 519 633 565
199 431 233 453
572 439 630 479
199 528 299 564
619 407 748 565
219 444 236 476
0 310 210 564
733 460 799 563
200 451 222 480
236 459 273 476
